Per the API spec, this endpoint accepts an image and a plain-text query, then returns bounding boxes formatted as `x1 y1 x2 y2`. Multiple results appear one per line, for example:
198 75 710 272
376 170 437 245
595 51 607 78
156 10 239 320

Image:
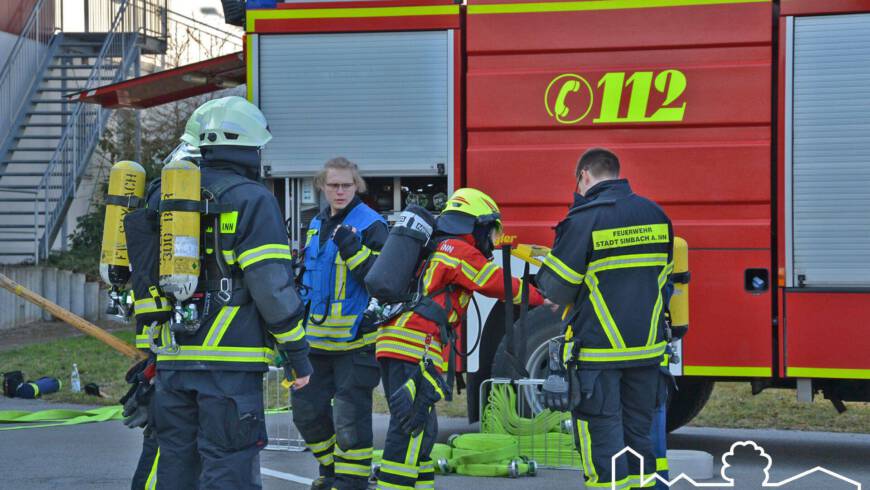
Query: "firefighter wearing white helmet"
129 96 311 489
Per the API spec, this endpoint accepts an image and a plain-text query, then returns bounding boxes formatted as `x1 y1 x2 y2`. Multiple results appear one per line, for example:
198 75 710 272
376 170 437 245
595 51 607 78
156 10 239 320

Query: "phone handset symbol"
555 80 581 119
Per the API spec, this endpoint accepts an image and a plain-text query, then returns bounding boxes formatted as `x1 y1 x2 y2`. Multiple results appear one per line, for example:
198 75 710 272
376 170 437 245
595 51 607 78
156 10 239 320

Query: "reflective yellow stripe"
237 243 292 269
336 446 373 460
273 323 305 343
684 365 772 377
786 367 870 380
467 0 767 15
421 368 445 400
542 252 585 285
134 297 171 314
587 253 669 274
157 346 274 363
647 261 673 346
585 272 626 349
405 428 425 466
628 473 657 488
377 480 416 490
585 476 633 489
578 341 667 362
473 261 499 287
346 246 372 270
203 306 240 347
222 250 236 265
307 435 336 453
135 333 154 349
336 462 371 477
308 331 378 351
379 460 419 479
248 4 459 30
145 448 159 490
656 457 669 472
378 327 442 348
578 419 596 483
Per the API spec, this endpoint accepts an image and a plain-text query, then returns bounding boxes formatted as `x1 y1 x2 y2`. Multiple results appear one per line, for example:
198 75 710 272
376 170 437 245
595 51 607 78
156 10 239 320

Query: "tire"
666 377 714 432
490 306 563 415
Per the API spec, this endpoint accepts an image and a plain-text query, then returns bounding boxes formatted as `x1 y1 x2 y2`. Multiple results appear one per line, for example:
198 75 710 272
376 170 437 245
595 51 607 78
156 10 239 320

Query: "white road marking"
261 467 314 485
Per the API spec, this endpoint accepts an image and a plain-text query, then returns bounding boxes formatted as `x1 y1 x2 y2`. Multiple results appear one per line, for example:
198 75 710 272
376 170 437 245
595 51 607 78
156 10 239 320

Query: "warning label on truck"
592 224 669 250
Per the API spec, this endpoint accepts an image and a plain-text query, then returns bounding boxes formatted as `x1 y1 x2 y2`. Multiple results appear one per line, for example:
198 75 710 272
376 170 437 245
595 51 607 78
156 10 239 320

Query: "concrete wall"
0 266 105 330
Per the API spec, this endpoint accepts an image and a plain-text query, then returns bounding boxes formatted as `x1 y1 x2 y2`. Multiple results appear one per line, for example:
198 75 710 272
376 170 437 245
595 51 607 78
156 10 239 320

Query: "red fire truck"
80 0 870 429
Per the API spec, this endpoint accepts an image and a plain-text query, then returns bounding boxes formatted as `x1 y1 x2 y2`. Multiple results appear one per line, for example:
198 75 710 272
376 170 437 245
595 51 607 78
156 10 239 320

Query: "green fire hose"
373 383 579 478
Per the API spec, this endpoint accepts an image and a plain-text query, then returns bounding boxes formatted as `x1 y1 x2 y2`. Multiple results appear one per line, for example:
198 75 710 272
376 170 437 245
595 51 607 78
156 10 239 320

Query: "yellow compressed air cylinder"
669 237 689 329
159 160 201 302
100 160 146 287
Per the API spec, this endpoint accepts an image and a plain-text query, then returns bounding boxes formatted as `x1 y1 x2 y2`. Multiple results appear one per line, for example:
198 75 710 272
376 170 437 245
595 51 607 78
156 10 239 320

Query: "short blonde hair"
314 157 367 194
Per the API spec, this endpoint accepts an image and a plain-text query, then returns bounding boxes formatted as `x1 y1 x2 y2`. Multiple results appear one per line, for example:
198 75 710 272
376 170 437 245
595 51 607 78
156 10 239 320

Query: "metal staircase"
0 0 167 263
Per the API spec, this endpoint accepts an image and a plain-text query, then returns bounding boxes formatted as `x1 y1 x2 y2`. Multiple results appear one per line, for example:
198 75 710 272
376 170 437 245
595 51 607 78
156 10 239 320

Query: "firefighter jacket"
301 197 388 353
141 163 309 374
376 234 545 371
537 179 673 369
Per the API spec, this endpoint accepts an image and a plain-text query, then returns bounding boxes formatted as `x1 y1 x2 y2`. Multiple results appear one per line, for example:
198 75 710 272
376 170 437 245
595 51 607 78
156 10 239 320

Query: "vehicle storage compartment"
782 13 870 381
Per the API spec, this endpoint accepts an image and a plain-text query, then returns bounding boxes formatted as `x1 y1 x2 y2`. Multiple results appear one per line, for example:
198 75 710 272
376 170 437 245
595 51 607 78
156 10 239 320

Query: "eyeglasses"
326 183 356 191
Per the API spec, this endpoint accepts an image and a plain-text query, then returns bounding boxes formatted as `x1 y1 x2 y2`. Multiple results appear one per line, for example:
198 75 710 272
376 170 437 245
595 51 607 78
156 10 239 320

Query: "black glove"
122 382 154 428
542 339 571 412
279 348 313 383
400 362 448 435
119 355 156 429
389 371 420 429
332 224 361 255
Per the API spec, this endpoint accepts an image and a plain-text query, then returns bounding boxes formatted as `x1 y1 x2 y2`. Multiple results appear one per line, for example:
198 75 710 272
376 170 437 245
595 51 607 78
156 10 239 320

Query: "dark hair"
576 147 620 180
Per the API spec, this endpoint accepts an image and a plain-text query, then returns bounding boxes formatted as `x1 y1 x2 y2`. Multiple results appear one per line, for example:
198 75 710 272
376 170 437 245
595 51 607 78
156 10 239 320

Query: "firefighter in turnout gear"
138 96 311 489
537 148 674 489
292 157 388 490
375 188 546 490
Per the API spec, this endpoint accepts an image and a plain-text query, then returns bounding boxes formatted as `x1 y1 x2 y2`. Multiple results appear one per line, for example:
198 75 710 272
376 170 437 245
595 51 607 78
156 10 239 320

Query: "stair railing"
36 0 143 259
0 0 57 156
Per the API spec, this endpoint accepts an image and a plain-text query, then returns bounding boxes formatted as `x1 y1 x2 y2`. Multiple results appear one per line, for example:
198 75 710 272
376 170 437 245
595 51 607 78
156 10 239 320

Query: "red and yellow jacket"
376 235 545 371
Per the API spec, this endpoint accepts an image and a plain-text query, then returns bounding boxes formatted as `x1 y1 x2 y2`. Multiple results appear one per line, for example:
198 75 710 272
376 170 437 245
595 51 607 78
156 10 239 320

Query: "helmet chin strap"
473 223 496 259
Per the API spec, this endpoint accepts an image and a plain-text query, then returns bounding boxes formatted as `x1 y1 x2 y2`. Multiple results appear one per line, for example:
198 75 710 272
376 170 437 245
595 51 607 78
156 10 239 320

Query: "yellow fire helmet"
436 187 502 236
196 96 272 148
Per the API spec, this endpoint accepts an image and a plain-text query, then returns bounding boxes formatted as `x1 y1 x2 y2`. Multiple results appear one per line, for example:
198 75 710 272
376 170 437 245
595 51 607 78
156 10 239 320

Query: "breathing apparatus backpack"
364 204 473 399
99 161 147 319
124 162 252 354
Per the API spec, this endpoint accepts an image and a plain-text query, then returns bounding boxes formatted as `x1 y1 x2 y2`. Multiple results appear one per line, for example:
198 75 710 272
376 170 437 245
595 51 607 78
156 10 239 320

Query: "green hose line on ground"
481 383 581 469
373 383 579 478
0 406 123 431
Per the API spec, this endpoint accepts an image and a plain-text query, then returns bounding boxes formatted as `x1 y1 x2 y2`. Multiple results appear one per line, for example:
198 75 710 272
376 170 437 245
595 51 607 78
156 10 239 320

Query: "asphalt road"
1 397 867 490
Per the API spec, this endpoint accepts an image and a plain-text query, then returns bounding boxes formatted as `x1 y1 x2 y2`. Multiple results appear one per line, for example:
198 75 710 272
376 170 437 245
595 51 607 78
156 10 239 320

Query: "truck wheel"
490 306 563 415
666 377 714 432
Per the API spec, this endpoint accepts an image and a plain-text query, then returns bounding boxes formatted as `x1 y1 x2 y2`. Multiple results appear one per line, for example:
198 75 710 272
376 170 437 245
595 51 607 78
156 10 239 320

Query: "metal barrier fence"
263 366 306 452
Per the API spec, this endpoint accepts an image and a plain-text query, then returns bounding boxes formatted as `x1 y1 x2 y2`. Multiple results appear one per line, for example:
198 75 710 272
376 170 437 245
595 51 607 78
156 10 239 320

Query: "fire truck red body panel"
466 0 776 376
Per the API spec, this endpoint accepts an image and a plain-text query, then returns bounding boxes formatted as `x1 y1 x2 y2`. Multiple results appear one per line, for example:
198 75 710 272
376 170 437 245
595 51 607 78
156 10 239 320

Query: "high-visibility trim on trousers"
306 435 336 467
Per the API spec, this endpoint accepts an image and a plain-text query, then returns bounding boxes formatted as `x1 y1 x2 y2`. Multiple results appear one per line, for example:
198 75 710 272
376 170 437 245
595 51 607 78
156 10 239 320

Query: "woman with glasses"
293 157 388 490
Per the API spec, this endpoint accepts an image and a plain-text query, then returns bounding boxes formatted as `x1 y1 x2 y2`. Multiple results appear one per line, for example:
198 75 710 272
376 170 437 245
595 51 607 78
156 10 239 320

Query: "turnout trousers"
291 349 381 489
132 424 160 490
572 365 660 489
153 370 267 490
377 358 438 490
651 367 674 490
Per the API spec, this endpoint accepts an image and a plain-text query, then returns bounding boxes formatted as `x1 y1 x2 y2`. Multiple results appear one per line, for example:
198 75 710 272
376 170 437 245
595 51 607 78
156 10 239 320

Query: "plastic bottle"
70 363 81 393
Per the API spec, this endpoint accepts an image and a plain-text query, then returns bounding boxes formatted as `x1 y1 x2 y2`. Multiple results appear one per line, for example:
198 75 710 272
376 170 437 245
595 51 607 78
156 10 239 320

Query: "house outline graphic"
609 440 862 489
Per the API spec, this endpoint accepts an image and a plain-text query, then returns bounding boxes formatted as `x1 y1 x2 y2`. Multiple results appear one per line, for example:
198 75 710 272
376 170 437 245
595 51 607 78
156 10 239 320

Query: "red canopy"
74 52 245 109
